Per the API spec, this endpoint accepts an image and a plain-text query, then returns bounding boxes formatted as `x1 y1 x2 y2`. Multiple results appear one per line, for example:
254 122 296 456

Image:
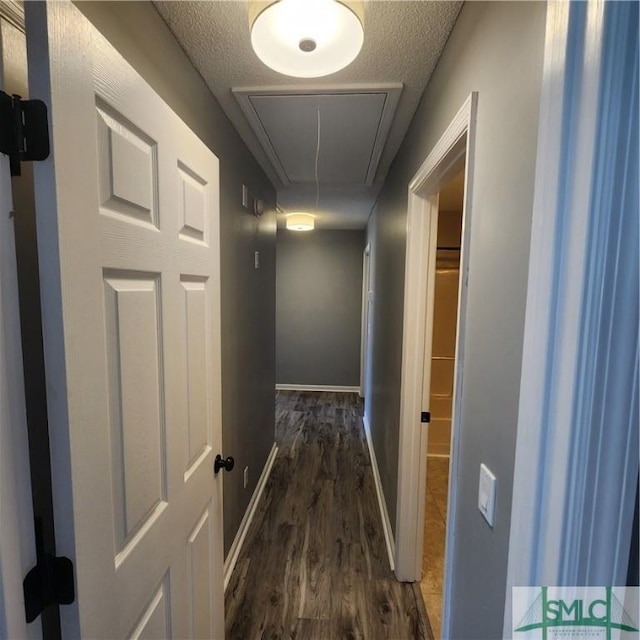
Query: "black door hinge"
0 90 50 177
23 554 75 623
421 411 431 424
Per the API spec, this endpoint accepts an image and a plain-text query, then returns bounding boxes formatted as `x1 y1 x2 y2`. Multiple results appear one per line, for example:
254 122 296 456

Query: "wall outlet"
254 251 260 270
242 185 249 209
478 463 497 527
243 466 249 489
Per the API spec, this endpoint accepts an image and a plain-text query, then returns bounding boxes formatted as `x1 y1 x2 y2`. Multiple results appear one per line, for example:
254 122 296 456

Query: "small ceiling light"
249 0 364 78
286 213 315 231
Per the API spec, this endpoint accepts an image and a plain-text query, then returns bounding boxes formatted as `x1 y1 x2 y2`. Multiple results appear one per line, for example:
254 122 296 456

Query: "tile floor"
420 456 450 639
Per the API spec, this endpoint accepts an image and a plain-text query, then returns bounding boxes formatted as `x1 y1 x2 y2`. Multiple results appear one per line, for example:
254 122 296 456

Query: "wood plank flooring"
225 391 430 640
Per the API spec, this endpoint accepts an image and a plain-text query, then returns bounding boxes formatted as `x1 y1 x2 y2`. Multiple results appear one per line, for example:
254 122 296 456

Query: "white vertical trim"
0 18 38 640
359 244 371 399
394 93 477 640
0 150 37 640
224 443 278 592
441 96 478 640
363 414 395 571
505 0 639 633
397 191 438 580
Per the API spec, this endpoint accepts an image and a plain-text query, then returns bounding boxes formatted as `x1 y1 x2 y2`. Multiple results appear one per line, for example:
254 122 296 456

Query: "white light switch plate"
478 463 497 527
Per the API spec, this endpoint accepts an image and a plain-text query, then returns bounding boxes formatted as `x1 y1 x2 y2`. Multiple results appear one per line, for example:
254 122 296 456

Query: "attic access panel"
233 85 402 187
251 93 384 185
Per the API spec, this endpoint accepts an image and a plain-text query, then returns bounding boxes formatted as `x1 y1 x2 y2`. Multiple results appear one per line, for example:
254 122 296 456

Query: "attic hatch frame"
232 84 402 187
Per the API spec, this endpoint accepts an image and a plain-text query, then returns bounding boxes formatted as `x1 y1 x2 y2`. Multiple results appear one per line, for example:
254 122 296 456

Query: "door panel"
26 2 224 637
129 577 171 640
187 505 214 639
104 272 166 553
182 277 211 473
97 101 158 229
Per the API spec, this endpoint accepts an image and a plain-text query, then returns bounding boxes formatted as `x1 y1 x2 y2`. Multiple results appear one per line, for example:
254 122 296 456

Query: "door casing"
0 7 40 638
394 93 478 639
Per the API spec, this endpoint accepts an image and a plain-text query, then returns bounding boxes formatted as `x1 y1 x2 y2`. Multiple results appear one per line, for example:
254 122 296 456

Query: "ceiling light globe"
285 213 315 231
251 0 364 78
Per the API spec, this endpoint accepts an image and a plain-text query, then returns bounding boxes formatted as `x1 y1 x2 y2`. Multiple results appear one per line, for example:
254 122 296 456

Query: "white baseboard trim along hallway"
363 414 396 571
223 442 279 592
276 384 361 393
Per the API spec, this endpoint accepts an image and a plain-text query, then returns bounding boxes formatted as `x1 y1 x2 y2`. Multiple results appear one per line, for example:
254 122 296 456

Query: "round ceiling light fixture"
285 213 315 231
249 0 364 78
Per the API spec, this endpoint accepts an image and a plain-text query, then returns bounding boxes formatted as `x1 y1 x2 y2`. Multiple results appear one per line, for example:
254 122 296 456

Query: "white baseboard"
363 413 396 571
223 442 278 591
276 384 361 393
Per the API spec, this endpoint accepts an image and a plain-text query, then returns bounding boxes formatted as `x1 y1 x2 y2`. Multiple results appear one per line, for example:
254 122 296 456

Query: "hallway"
225 391 430 639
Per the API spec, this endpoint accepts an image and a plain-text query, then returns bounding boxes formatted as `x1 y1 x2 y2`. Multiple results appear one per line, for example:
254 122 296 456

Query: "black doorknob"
214 454 235 474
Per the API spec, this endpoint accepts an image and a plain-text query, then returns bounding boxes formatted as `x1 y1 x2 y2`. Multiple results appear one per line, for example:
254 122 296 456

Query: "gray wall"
76 1 277 556
276 230 364 387
365 2 546 637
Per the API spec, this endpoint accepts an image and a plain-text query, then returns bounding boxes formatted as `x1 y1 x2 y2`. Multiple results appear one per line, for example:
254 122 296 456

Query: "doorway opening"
419 170 464 638
394 93 477 639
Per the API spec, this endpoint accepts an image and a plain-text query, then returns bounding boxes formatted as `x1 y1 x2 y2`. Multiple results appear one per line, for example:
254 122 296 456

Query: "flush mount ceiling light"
285 213 315 231
249 0 364 78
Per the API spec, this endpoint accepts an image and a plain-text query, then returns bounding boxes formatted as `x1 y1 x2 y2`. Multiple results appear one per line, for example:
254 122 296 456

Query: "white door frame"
394 94 477 631
359 243 371 398
504 0 639 633
0 5 39 638
0 138 39 640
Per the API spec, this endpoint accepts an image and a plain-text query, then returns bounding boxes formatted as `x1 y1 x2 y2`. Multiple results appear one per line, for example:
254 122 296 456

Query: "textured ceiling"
154 1 463 228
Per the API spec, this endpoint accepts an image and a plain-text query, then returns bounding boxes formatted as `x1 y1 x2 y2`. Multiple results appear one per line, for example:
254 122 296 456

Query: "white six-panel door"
26 1 224 637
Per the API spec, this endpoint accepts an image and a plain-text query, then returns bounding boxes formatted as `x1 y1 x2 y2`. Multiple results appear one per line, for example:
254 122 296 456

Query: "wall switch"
243 466 249 489
478 463 497 527
242 185 249 209
254 251 260 269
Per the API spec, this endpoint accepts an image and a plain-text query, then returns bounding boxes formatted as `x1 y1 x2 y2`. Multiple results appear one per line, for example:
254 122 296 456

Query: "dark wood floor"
225 391 431 640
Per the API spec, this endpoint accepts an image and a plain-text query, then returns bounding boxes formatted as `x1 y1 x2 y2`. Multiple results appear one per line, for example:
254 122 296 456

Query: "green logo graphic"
514 587 639 639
